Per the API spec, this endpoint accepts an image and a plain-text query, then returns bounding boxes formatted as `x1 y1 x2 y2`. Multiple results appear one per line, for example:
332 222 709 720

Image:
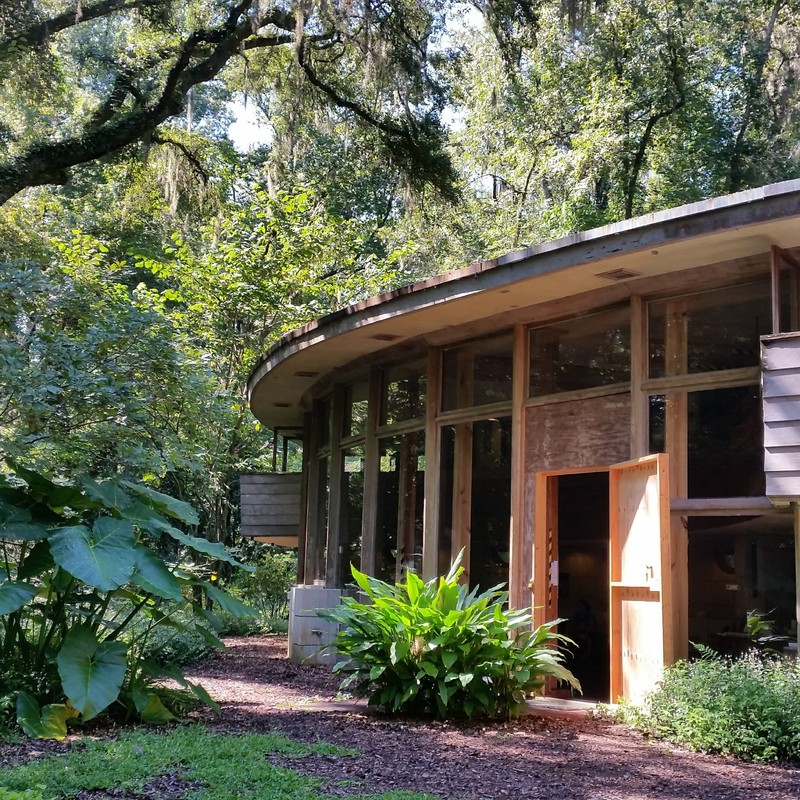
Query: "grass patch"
0 726 443 800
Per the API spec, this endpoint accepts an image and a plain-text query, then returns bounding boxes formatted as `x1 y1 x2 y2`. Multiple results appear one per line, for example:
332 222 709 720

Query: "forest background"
3 0 800 562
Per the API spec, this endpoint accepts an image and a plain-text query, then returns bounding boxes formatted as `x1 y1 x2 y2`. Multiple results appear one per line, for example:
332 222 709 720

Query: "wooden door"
534 455 673 703
609 454 672 704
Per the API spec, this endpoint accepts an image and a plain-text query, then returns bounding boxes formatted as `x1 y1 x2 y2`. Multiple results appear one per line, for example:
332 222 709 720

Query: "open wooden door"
609 454 672 704
534 455 673 703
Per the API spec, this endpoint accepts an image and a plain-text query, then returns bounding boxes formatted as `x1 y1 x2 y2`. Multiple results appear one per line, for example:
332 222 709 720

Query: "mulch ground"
3 635 800 799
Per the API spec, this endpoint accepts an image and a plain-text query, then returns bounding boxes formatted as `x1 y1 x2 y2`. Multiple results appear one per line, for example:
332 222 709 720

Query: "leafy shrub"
618 645 800 762
0 462 255 738
0 789 54 800
226 547 296 619
318 554 579 720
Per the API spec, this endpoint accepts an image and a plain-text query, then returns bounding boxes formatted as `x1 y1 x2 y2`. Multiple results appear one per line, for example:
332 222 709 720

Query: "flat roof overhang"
248 180 800 428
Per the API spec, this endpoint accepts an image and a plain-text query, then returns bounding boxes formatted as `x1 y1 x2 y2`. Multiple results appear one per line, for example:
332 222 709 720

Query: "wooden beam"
795 503 800 650
451 421 473 582
772 245 782 334
670 497 775 516
295 414 311 585
642 366 759 393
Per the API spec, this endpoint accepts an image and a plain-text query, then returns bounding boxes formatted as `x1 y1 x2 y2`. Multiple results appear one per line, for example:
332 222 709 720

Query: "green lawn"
0 726 443 800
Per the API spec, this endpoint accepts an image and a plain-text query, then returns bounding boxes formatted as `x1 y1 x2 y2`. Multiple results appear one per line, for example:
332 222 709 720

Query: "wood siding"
240 473 303 542
762 333 800 500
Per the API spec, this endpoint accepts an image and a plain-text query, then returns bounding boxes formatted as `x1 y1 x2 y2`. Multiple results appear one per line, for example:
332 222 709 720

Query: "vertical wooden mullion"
509 323 528 610
295 414 312 586
665 298 689 660
630 295 648 458
451 422 473 582
794 503 800 650
359 369 381 577
422 347 441 581
304 402 323 583
771 245 782 335
325 386 346 586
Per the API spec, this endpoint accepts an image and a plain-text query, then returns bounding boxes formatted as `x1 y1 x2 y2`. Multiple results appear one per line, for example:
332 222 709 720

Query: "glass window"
381 359 427 426
529 306 630 396
344 381 369 440
648 279 786 378
688 386 764 498
442 334 513 411
648 394 666 453
318 398 332 449
688 516 795 653
375 432 425 582
338 445 365 587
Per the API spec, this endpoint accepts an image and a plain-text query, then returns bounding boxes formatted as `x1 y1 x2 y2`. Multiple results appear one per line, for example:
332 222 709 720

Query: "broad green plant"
0 462 255 739
319 554 579 720
617 644 800 762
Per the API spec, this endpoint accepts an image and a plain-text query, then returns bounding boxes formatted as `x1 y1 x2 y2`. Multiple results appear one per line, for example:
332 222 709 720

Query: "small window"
381 359 427 426
648 280 780 378
529 306 630 396
442 334 513 411
344 380 369 439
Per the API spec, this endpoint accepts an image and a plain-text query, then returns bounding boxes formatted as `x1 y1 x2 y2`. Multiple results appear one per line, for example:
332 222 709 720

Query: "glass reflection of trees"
381 359 427 426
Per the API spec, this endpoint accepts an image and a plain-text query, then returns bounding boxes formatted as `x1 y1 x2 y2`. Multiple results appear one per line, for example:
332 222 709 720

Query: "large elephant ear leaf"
80 476 134 515
0 580 37 614
16 691 79 740
119 480 199 525
57 625 127 720
49 518 136 590
132 546 184 601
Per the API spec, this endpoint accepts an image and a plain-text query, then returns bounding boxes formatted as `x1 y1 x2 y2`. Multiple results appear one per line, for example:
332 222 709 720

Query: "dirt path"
2 636 799 800
181 636 800 800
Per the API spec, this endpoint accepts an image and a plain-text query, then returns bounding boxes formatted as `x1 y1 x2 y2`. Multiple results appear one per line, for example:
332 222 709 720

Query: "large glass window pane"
344 381 369 440
529 306 630 396
437 426 455 577
375 432 425 582
338 445 365 587
688 386 763 498
648 280 783 378
468 417 512 592
442 334 513 411
381 359 427 426
688 516 796 653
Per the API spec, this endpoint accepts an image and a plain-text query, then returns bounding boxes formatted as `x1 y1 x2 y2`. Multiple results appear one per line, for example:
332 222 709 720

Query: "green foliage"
0 462 253 738
617 646 800 762
227 546 297 619
319 554 579 720
0 726 393 800
0 790 54 800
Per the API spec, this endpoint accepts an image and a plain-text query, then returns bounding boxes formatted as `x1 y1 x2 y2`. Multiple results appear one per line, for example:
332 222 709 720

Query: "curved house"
247 180 800 702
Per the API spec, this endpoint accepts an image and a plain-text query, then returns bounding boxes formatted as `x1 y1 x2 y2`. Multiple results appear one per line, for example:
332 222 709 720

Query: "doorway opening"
556 472 610 702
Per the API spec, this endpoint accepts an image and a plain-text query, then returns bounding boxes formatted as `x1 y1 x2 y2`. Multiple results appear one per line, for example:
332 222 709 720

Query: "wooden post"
359 369 381 576
772 245 782 334
630 295 648 458
509 323 528 609
325 387 346 586
795 503 800 650
422 347 441 581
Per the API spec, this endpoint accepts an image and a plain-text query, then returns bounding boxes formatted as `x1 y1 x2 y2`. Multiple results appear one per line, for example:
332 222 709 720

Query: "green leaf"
80 476 133 514
0 580 37 614
49 518 136 590
7 461 93 510
152 519 249 568
203 583 257 617
56 625 128 720
18 540 54 579
0 521 49 541
442 650 458 670
186 680 221 714
459 672 474 688
131 546 183 601
119 480 199 525
131 687 176 723
16 692 78 740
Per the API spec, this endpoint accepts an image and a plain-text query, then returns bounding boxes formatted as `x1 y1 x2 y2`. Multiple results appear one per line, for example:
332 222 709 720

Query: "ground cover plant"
0 727 441 800
320 554 579 720
0 462 255 739
618 644 800 762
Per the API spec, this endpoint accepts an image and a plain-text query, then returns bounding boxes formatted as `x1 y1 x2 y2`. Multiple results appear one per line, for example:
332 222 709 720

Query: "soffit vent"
273 402 291 408
371 333 403 342
294 371 319 378
595 268 642 281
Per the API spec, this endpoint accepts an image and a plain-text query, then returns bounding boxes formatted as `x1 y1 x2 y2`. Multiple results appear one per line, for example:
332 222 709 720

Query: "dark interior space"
557 471 610 702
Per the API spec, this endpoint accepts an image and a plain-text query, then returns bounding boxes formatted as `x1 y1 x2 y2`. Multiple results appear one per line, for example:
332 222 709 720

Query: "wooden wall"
522 394 632 602
240 473 303 546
